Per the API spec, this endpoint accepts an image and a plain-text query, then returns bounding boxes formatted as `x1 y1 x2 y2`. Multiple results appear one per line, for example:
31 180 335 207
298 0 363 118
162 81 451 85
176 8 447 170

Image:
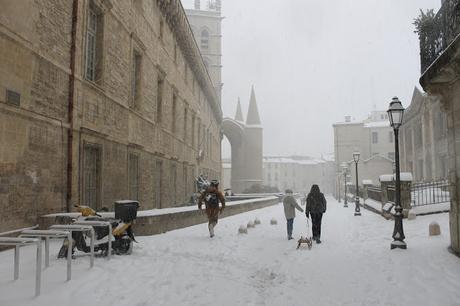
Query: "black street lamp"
353 151 361 216
341 163 348 207
388 96 407 250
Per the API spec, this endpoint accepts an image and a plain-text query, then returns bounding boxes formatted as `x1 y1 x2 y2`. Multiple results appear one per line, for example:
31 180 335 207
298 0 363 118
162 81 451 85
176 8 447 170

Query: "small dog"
297 236 313 250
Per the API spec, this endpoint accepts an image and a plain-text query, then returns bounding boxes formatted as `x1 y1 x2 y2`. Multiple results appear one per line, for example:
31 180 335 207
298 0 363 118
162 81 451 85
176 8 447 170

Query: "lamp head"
353 151 360 163
387 96 404 129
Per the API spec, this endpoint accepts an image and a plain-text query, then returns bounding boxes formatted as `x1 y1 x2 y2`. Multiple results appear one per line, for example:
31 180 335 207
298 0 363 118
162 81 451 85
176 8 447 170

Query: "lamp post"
388 97 407 250
341 163 348 207
353 151 361 216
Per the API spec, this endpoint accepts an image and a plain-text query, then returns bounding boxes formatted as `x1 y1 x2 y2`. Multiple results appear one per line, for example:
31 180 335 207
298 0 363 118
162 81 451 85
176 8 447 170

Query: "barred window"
85 2 103 82
131 50 142 108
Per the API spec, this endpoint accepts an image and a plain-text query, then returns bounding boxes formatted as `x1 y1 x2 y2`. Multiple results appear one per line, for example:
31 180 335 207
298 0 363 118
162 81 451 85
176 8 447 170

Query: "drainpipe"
67 0 78 212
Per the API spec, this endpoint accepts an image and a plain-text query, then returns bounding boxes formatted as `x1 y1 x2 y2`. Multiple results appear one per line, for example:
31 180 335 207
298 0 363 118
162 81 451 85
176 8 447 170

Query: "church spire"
246 85 261 125
235 97 244 122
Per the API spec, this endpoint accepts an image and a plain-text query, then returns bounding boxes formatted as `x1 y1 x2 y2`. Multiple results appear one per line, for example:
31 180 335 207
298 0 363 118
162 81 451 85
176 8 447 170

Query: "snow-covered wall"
39 197 280 236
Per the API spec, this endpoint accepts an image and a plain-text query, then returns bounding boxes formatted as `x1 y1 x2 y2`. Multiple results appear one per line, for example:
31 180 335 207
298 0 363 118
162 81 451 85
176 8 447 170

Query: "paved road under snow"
1 196 459 306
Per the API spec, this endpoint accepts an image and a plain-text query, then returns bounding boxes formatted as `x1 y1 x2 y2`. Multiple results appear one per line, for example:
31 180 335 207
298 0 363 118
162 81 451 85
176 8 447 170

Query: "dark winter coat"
306 192 327 214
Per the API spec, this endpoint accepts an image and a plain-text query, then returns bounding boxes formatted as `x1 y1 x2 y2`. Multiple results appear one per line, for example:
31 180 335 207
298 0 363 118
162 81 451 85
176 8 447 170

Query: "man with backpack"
198 180 226 238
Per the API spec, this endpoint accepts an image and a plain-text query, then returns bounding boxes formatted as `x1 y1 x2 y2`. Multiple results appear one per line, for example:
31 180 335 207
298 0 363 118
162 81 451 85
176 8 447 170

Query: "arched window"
200 29 209 49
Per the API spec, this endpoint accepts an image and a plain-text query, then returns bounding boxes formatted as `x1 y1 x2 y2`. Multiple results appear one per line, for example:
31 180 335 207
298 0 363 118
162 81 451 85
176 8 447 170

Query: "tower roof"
246 86 261 125
235 97 244 122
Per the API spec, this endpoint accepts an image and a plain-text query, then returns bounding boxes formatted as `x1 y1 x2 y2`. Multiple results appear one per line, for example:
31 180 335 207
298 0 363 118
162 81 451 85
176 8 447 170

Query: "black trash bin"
114 200 140 222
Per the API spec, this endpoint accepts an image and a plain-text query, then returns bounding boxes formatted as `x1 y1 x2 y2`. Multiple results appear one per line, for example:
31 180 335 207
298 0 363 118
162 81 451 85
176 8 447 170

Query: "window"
172 93 177 133
183 108 188 143
128 153 139 201
174 44 177 63
156 77 164 123
85 2 103 82
372 132 378 144
155 160 162 208
83 144 101 209
131 50 142 108
183 165 188 201
159 19 164 41
191 115 196 148
389 131 394 143
201 29 209 49
171 164 177 205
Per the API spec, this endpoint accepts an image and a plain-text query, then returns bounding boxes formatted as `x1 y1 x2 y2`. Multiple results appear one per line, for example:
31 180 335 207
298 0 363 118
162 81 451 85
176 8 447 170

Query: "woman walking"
283 189 304 240
305 184 327 243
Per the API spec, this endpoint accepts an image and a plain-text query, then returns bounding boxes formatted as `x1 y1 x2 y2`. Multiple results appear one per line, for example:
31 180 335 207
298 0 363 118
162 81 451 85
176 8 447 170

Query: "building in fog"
0 0 222 231
263 156 335 195
185 0 223 102
400 87 448 182
333 111 394 197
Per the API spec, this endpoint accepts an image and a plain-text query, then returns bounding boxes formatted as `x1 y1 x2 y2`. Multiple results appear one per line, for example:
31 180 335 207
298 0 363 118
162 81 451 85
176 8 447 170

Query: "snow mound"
247 221 255 228
238 225 248 234
254 218 261 225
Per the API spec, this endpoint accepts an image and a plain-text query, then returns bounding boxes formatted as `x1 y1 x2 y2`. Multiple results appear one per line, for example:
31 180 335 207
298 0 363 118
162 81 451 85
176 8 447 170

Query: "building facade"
263 156 335 195
400 87 448 182
185 0 223 102
0 0 222 232
417 0 460 254
333 112 394 197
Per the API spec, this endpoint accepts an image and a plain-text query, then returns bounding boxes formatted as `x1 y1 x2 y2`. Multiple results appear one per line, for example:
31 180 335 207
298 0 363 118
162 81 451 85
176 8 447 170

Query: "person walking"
198 180 226 238
283 189 304 240
305 184 327 243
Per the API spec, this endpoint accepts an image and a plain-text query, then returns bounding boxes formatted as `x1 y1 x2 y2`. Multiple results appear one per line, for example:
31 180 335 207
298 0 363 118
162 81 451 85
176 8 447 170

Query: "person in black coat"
305 184 327 243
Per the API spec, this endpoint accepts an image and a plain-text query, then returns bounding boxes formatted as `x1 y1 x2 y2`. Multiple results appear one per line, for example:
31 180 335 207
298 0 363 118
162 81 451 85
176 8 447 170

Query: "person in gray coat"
283 189 304 240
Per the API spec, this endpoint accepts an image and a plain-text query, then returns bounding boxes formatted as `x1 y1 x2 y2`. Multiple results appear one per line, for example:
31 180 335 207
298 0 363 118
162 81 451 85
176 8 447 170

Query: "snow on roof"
400 172 413 182
263 156 327 166
379 174 394 182
362 180 373 185
364 121 390 128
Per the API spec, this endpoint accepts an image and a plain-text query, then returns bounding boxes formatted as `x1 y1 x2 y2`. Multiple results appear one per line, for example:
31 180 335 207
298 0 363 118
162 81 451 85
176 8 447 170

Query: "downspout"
67 0 78 212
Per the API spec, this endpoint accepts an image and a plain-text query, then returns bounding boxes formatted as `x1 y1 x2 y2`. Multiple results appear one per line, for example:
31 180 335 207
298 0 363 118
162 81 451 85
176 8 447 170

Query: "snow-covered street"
1 196 459 306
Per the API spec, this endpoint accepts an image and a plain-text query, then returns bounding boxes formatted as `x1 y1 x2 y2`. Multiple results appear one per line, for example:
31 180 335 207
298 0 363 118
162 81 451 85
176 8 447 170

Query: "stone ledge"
39 197 280 236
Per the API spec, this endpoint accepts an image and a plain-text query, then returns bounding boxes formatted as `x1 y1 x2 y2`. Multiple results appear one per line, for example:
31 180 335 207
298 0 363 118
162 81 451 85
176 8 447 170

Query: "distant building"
333 111 394 197
263 156 335 195
400 87 448 181
185 0 223 102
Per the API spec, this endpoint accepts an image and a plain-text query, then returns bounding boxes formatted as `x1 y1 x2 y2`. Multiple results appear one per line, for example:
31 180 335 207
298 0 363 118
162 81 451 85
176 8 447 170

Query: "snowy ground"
1 196 460 306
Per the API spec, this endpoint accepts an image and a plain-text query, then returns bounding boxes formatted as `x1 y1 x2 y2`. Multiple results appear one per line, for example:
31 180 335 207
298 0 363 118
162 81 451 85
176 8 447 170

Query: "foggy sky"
182 0 441 159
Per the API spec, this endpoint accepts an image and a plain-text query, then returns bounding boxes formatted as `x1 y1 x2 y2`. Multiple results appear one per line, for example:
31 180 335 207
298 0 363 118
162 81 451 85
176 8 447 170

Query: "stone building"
333 111 394 198
400 87 448 182
185 0 223 101
0 0 222 232
263 156 335 195
417 0 460 254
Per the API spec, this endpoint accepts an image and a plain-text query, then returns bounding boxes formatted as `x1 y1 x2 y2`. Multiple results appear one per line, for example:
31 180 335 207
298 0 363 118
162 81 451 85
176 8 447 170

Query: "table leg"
45 237 50 268
66 232 72 281
35 242 42 297
89 228 94 268
14 245 19 280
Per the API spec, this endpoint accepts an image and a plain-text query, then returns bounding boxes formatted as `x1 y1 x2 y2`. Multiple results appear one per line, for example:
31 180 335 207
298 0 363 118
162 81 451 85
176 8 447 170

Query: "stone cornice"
156 0 222 123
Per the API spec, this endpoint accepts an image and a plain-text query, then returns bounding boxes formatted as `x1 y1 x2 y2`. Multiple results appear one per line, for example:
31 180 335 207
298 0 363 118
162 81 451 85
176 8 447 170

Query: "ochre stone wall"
0 0 222 232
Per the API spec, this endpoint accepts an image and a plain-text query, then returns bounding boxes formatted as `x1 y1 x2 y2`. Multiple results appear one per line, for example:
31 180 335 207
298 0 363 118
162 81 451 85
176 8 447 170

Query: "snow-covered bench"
49 224 96 268
19 229 73 281
0 237 42 296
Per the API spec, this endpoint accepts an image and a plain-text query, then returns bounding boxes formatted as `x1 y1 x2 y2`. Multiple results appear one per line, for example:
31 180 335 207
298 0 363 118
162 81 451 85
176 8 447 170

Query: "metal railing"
411 180 452 206
418 0 460 73
367 186 382 202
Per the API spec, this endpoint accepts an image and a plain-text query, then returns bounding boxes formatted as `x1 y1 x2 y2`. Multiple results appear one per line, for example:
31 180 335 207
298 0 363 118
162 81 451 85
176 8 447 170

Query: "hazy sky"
182 0 440 158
